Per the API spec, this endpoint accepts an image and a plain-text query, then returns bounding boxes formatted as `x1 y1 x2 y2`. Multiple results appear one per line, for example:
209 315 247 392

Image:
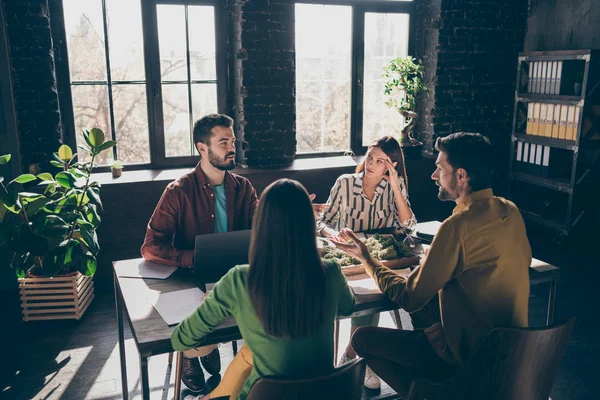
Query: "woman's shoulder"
335 173 359 184
322 258 345 280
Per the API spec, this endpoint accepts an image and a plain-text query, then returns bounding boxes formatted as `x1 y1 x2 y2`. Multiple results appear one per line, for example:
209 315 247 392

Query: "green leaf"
89 128 105 147
36 172 54 181
38 215 70 237
50 160 64 169
11 251 32 278
96 140 117 153
77 144 92 154
79 254 97 276
78 221 99 254
58 145 73 161
86 187 102 211
2 190 21 214
10 174 37 185
42 253 61 276
55 171 76 189
0 154 11 165
83 129 94 148
83 203 101 228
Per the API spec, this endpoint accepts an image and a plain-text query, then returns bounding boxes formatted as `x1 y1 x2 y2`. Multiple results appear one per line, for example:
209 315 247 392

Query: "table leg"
140 354 150 400
115 271 129 400
174 352 183 400
334 319 340 364
547 278 557 326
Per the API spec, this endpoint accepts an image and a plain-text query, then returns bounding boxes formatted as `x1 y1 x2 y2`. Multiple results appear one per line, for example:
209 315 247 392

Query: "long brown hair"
356 136 408 190
247 179 326 339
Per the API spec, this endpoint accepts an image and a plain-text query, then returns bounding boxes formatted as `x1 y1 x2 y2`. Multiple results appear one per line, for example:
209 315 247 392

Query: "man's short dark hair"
193 114 234 146
435 132 494 191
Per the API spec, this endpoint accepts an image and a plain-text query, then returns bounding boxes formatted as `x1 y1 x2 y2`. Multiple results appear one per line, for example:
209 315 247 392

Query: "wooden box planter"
19 272 95 321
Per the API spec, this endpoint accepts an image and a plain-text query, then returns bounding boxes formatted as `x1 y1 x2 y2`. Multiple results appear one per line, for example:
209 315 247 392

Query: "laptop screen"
193 230 252 284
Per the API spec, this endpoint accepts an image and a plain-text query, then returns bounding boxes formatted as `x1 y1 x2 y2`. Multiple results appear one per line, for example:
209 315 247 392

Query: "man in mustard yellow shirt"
332 132 532 396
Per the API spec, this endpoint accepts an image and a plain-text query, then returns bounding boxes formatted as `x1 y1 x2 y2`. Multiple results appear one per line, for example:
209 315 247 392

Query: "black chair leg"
232 340 238 356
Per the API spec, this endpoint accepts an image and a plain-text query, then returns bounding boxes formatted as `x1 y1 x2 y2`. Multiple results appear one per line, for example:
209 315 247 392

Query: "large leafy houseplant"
0 129 115 278
383 56 427 145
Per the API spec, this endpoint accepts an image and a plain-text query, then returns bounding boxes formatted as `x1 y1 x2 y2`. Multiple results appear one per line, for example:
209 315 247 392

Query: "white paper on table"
148 287 206 326
114 259 177 280
348 278 382 295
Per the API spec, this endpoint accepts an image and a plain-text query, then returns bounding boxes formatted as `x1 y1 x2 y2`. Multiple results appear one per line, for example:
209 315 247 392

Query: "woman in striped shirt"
317 135 416 389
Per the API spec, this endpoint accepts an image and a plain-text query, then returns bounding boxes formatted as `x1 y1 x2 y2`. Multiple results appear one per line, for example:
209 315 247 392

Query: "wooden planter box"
19 272 95 321
341 256 421 277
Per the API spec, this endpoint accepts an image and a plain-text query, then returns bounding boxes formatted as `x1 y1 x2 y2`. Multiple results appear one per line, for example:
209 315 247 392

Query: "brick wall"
433 0 528 180
235 0 296 168
2 0 62 173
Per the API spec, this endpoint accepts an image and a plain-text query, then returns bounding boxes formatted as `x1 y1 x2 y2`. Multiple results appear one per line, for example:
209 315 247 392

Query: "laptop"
193 230 252 286
414 220 442 242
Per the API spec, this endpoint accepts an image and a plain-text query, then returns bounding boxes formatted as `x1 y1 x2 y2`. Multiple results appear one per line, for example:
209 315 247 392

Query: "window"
295 1 414 155
56 0 225 168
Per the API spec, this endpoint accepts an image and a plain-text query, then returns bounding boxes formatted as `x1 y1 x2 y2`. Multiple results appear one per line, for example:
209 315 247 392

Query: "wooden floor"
2 227 599 399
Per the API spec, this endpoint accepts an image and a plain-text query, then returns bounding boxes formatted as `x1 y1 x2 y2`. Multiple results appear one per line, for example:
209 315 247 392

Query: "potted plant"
110 159 123 178
0 128 116 321
383 56 428 152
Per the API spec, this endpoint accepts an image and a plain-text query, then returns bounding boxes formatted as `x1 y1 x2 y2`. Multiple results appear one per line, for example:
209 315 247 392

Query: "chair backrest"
246 357 366 400
419 318 575 400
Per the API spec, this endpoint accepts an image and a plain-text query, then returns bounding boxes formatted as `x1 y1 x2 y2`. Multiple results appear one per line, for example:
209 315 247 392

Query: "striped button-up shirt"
317 172 416 234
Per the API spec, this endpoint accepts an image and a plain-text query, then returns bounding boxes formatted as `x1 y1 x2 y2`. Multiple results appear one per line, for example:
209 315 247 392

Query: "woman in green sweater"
171 179 356 400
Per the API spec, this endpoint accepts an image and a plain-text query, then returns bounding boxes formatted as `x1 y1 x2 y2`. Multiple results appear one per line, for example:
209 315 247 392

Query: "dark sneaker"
200 347 221 375
182 356 205 393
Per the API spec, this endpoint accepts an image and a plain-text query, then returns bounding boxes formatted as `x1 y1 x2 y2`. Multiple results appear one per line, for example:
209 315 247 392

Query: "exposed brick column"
433 0 528 172
235 0 296 168
2 0 62 173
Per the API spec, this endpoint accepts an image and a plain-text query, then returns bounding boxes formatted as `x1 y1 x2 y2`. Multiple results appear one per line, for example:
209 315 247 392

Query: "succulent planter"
19 272 95 321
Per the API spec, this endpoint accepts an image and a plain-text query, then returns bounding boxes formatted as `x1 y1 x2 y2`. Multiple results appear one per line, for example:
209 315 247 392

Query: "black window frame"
294 0 416 157
51 0 229 171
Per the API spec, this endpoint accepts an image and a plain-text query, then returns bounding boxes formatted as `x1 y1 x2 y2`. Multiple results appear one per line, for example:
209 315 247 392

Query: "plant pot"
18 272 95 321
400 139 424 160
111 167 122 178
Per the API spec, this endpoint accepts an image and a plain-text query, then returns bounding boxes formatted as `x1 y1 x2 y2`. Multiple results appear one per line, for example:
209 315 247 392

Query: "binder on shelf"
558 105 568 139
544 104 554 137
555 61 562 95
551 104 560 138
566 106 575 140
528 142 537 174
533 103 541 134
568 107 580 141
526 103 533 134
550 61 558 94
534 144 543 176
527 62 533 93
540 62 548 94
533 62 540 93
541 145 550 178
539 104 547 136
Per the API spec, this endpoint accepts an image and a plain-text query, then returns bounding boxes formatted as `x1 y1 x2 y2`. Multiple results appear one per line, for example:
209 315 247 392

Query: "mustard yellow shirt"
368 189 532 364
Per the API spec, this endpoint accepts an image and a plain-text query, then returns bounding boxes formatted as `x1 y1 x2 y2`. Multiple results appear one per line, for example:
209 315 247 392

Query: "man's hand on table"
329 228 378 279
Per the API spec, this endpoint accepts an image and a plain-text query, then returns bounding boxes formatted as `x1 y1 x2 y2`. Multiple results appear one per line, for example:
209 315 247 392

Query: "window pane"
191 84 218 128
106 0 146 81
295 4 352 153
188 6 217 81
71 85 111 165
112 84 150 164
157 5 187 82
162 84 191 157
63 0 107 81
362 13 410 147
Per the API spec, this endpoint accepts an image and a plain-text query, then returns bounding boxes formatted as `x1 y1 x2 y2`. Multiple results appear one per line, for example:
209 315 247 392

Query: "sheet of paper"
148 287 206 326
415 221 442 238
114 259 178 280
349 278 382 295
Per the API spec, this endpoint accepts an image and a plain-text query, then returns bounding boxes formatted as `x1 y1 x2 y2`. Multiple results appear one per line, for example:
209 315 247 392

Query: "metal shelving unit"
509 49 600 238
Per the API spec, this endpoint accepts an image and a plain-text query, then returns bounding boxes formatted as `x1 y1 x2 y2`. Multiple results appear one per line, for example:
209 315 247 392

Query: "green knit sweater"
171 259 355 400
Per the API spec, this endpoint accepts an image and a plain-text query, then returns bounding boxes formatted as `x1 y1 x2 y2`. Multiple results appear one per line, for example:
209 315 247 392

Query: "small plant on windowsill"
0 128 116 279
382 56 428 147
110 159 123 178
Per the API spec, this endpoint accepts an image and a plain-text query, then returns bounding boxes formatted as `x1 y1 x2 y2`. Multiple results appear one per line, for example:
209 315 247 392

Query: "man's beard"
208 147 236 170
437 175 458 201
